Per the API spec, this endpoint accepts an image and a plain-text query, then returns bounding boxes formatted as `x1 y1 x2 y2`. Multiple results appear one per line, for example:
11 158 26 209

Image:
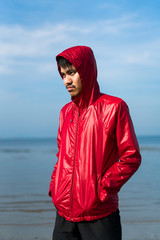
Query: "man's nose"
65 75 72 84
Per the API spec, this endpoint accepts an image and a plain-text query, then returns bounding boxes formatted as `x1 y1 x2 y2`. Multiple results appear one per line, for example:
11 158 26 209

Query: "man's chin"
70 93 81 98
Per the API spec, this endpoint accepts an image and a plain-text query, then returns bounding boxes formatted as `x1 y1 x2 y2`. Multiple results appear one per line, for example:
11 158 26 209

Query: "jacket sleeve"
99 101 141 202
48 110 63 197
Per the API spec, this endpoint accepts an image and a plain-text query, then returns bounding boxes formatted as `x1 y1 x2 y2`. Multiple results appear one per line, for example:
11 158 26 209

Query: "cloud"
0 65 12 74
1 12 160 137
1 14 160 84
98 3 115 9
126 50 150 64
1 12 160 102
0 14 143 56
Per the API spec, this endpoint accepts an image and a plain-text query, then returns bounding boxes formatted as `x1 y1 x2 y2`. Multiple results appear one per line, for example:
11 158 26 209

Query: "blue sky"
0 0 160 138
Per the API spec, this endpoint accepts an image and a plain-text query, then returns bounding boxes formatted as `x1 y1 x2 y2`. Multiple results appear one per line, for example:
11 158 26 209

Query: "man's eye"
70 71 76 75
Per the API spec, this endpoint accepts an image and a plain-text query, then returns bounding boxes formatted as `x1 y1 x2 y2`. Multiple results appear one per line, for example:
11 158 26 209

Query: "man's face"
60 65 82 97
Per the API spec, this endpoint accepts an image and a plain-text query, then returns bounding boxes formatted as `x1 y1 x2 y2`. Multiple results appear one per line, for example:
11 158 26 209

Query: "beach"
0 136 160 240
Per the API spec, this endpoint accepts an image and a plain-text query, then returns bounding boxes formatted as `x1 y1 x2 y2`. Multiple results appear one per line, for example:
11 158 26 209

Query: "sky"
0 0 160 138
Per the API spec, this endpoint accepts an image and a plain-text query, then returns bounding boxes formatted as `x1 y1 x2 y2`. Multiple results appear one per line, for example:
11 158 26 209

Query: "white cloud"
0 65 12 74
0 14 160 80
0 14 141 57
1 13 160 137
126 50 150 64
98 3 115 9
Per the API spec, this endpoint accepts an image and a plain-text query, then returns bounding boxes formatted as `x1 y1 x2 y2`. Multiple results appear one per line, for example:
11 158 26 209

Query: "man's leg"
78 210 122 240
53 212 82 240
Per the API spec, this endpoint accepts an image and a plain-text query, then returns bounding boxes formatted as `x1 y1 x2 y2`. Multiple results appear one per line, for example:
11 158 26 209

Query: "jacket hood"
56 46 100 110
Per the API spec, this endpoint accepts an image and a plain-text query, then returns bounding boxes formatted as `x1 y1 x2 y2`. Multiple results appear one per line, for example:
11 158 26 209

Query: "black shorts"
53 210 122 240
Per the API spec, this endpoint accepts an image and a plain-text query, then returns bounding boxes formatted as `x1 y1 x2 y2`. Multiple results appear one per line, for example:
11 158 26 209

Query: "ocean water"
0 136 160 240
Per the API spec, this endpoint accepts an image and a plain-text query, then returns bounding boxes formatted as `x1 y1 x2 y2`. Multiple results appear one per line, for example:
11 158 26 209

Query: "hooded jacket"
49 46 141 222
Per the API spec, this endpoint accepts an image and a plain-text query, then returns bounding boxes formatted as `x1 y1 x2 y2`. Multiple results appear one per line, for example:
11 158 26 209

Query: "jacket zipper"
70 112 80 221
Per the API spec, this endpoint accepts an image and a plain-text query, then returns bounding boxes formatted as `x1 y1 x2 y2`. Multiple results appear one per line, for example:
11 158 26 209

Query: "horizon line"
0 134 160 141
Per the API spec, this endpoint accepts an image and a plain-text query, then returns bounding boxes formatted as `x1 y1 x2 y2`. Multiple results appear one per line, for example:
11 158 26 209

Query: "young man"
49 46 141 240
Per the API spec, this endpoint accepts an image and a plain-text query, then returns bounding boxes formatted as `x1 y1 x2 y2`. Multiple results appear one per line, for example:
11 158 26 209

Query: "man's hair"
57 56 72 69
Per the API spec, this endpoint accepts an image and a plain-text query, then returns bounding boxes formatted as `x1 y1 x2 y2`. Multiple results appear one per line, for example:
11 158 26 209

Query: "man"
49 46 141 240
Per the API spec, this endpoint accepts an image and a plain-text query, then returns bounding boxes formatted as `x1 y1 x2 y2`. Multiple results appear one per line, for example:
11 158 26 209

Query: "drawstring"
70 104 88 122
70 103 75 123
70 108 73 123
70 105 80 123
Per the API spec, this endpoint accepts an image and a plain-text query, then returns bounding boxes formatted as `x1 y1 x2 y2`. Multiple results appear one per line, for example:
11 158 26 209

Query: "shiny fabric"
49 46 141 222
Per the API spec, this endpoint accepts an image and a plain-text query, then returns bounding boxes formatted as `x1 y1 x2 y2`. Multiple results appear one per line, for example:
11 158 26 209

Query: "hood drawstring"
70 103 75 123
70 104 88 123
70 108 73 123
70 103 81 123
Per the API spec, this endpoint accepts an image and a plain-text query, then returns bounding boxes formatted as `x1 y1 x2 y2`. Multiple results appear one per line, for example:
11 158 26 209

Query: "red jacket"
49 46 141 222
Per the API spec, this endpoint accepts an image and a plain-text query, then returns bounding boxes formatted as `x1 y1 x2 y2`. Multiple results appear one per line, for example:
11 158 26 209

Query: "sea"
0 136 160 240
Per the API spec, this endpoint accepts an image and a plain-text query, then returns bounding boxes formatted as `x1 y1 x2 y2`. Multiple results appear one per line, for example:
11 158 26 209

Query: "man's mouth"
67 85 75 90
